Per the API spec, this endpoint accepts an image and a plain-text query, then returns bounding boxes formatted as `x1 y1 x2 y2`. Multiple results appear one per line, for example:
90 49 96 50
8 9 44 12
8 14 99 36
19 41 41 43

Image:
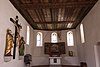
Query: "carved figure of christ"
10 16 22 59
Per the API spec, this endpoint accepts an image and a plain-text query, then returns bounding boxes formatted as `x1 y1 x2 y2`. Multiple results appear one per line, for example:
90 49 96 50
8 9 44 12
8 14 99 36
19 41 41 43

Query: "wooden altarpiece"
44 42 65 57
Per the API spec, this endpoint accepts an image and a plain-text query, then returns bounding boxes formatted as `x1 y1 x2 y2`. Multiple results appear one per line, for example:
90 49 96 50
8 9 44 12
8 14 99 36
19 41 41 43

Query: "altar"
49 57 62 67
49 57 62 65
44 42 65 67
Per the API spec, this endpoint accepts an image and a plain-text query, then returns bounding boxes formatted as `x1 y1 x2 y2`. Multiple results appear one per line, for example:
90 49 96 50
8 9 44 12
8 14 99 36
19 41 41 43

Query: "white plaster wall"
32 56 49 66
76 25 86 62
31 30 79 66
0 0 34 67
62 57 79 65
76 0 100 67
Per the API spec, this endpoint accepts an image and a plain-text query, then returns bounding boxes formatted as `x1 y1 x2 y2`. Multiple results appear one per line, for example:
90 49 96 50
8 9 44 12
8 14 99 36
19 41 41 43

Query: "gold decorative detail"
4 29 13 56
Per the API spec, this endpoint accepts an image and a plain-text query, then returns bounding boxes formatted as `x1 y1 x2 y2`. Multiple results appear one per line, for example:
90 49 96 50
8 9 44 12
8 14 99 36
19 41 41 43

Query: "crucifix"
10 16 22 59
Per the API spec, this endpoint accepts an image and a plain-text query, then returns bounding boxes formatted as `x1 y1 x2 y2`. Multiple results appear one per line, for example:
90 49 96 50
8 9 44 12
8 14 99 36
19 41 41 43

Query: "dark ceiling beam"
34 27 75 31
34 21 75 24
19 1 97 9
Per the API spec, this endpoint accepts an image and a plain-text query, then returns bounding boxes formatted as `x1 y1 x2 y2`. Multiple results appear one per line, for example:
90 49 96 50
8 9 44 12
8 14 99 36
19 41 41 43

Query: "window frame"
26 25 30 45
36 32 43 47
67 31 74 46
51 32 58 43
80 24 85 43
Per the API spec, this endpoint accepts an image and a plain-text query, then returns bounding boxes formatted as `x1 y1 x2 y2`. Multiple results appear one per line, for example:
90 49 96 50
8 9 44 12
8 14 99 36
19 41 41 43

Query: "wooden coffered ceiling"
9 0 98 31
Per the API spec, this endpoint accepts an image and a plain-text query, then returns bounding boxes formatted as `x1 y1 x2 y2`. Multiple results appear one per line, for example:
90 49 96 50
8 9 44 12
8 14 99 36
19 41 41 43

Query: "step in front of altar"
49 65 62 67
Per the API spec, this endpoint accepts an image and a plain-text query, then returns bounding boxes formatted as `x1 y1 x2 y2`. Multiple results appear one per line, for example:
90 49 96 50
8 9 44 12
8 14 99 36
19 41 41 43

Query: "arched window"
36 32 42 47
67 31 74 46
51 32 57 43
80 24 85 43
26 26 30 45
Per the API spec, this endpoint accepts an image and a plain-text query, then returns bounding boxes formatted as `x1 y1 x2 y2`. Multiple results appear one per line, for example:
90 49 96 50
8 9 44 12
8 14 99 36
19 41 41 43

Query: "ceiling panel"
9 0 98 31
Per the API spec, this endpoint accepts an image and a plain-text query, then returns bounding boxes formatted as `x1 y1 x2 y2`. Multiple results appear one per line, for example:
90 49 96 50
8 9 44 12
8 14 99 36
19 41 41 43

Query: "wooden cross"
10 16 22 59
